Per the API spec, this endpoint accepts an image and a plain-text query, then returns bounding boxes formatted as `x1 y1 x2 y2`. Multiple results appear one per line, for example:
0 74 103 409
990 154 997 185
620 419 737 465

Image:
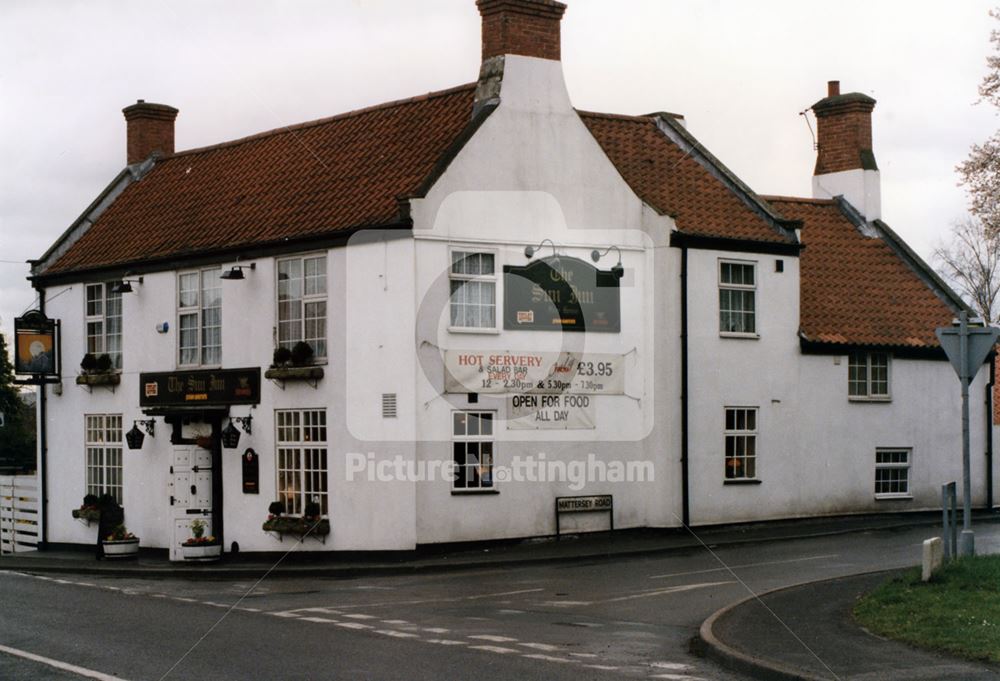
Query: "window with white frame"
453 411 494 489
277 255 327 359
276 409 328 515
719 260 756 335
85 414 123 504
849 351 890 399
449 251 496 329
874 448 910 498
178 268 222 366
724 407 757 480
85 283 122 369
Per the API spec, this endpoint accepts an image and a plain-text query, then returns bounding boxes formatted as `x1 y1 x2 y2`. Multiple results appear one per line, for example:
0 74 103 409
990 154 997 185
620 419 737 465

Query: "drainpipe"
680 246 690 527
987 353 995 511
35 284 49 549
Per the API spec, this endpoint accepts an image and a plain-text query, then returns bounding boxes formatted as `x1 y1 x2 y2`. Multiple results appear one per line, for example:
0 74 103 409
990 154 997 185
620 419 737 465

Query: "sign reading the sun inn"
140 368 261 408
503 256 621 332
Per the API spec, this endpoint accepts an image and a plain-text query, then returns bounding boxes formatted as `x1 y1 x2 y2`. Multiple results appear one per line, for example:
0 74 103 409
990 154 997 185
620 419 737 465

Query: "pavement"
2 510 999 680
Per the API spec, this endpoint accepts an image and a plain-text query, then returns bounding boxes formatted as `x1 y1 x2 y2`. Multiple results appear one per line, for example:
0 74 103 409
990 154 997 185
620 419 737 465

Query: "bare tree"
934 217 1000 324
958 8 1000 234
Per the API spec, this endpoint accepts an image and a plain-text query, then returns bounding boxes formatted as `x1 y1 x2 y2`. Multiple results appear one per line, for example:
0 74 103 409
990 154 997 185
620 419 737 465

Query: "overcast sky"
1 0 997 346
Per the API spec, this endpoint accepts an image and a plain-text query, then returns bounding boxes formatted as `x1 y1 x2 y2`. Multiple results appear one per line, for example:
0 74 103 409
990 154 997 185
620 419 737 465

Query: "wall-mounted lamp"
591 245 625 279
112 275 144 294
222 413 253 449
524 239 557 259
125 418 155 450
221 263 256 281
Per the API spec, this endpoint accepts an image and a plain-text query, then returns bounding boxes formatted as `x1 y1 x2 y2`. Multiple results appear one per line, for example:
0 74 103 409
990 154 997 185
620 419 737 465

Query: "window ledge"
849 396 892 403
75 372 121 387
451 488 500 495
448 327 500 335
719 332 760 340
724 479 762 485
874 494 912 501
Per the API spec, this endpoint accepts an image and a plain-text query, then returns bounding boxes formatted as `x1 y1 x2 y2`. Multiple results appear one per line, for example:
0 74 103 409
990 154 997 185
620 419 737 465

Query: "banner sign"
503 256 620 333
140 368 261 407
507 393 596 430
14 310 59 378
444 350 624 395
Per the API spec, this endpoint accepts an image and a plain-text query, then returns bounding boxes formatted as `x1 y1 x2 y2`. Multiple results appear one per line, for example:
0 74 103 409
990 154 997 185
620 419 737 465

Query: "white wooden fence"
0 475 39 554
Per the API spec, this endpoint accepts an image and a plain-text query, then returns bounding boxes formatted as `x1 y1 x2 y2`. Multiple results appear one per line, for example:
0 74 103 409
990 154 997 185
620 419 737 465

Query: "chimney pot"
827 80 840 97
122 101 178 165
477 0 567 62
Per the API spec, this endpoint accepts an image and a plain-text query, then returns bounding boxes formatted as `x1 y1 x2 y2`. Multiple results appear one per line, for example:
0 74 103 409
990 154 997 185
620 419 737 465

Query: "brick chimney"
476 0 567 61
122 100 178 165
811 81 881 221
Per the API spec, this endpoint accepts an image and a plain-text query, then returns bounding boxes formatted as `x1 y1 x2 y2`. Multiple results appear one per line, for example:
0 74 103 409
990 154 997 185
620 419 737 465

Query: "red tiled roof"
46 85 479 274
578 112 794 244
766 196 956 348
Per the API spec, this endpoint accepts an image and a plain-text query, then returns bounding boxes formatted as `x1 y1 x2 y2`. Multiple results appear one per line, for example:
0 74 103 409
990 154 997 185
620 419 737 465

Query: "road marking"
584 664 619 670
326 587 544 610
422 627 450 634
381 619 410 625
651 675 705 680
173 597 197 603
203 602 229 608
343 613 377 620
334 622 373 630
0 643 132 681
520 642 560 652
601 581 733 603
376 629 419 638
651 662 692 670
469 634 519 642
267 610 300 617
522 653 571 663
426 639 467 646
470 645 520 654
648 554 839 580
569 652 598 658
301 617 339 623
538 600 592 607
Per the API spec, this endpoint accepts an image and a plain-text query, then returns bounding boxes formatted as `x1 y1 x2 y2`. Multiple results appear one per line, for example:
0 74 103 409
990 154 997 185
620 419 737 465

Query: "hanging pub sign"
139 368 261 408
242 448 260 494
503 256 621 333
13 310 59 380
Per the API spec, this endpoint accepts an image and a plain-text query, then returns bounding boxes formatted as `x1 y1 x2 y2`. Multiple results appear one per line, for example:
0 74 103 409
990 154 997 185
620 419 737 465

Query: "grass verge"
853 555 1000 662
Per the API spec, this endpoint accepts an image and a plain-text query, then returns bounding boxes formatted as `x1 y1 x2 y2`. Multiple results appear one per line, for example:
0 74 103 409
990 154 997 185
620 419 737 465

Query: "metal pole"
942 484 951 560
959 311 975 556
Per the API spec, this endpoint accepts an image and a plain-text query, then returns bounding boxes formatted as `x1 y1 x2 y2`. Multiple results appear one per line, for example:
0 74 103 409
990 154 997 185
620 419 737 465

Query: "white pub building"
25 0 994 559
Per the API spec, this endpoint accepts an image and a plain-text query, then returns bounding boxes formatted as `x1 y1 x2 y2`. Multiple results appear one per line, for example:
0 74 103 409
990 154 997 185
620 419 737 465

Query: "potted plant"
76 352 120 387
181 519 222 561
102 524 139 558
71 494 101 522
264 343 324 385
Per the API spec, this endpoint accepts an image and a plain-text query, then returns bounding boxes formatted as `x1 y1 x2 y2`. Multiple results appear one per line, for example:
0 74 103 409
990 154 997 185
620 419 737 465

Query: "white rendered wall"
406 55 680 544
812 169 881 221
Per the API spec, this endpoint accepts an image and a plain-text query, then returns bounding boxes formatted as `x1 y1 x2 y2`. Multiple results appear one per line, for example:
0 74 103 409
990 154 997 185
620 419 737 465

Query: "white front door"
168 445 213 561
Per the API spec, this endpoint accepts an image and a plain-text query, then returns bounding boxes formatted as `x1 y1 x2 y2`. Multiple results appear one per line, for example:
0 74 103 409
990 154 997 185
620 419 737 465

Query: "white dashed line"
334 622 373 630
301 617 339 624
522 653 571 663
651 662 693 670
470 645 520 654
375 630 419 638
422 627 450 633
381 619 410 625
343 613 377 620
0 643 132 681
519 642 560 652
426 639 467 646
469 634 519 642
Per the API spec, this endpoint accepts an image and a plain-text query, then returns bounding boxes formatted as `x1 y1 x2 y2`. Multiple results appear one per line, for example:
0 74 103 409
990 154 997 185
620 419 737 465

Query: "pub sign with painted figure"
14 310 59 378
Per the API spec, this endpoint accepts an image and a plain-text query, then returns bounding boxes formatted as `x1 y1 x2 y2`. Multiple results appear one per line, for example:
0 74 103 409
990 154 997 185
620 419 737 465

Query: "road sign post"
935 311 1000 557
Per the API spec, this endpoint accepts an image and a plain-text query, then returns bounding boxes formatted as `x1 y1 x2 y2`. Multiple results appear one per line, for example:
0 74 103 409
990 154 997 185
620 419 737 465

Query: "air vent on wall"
382 393 397 418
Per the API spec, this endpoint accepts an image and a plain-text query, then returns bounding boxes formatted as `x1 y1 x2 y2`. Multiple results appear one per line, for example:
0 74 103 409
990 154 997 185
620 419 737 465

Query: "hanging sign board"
444 350 624 395
507 393 596 430
13 310 59 379
503 256 620 333
140 368 261 407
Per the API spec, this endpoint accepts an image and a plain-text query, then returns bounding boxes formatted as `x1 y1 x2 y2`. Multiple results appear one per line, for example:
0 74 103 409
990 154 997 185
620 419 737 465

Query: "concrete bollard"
922 537 943 582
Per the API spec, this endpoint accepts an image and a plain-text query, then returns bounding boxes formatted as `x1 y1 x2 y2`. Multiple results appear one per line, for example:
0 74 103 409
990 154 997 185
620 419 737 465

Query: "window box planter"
102 537 139 559
262 517 330 543
264 366 324 389
181 541 222 562
72 507 101 523
75 373 120 388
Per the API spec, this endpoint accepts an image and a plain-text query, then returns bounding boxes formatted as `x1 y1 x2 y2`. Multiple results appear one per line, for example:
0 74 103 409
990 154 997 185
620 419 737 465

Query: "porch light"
126 419 155 450
524 239 557 259
221 420 241 449
112 275 143 294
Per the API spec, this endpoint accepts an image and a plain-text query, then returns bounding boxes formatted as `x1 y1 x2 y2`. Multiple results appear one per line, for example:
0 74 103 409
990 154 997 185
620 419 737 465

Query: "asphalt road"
1 522 998 681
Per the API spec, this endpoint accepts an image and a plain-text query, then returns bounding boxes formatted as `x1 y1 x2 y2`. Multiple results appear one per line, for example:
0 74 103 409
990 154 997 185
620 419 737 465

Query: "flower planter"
262 517 330 543
102 538 139 559
182 542 222 562
72 508 101 523
264 366 324 389
75 373 121 387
